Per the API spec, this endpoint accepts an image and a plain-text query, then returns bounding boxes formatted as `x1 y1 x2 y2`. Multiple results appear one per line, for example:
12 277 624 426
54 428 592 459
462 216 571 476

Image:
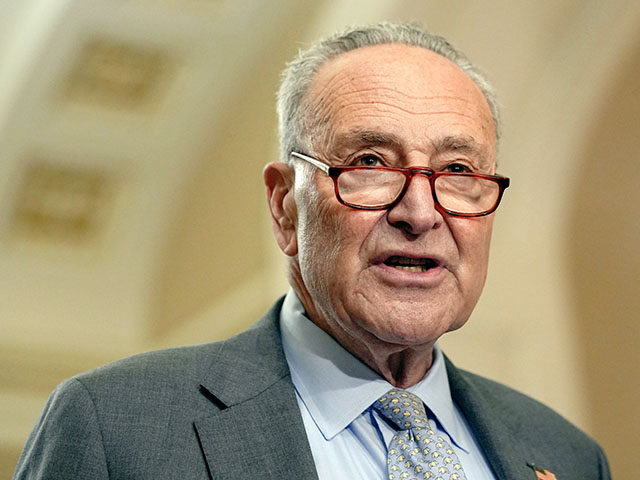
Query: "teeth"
384 256 437 272
388 256 425 266
393 265 428 273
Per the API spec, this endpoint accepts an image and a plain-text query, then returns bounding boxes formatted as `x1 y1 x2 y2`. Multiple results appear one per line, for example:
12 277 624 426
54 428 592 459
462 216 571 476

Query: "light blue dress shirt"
279 290 496 479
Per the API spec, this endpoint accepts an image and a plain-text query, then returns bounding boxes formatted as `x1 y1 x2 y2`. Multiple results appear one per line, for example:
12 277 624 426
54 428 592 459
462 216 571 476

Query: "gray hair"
277 21 501 162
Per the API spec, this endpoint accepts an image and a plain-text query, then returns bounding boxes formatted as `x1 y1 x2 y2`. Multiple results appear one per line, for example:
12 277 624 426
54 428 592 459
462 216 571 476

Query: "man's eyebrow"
335 131 487 153
335 130 404 149
432 135 489 157
331 131 492 166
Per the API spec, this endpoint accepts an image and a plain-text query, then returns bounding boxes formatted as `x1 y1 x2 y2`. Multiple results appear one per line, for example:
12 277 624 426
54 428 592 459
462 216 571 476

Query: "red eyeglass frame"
290 151 510 217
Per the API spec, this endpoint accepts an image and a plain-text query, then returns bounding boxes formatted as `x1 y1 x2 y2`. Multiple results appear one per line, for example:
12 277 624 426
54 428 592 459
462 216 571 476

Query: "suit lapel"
194 299 318 479
445 357 535 480
194 377 317 479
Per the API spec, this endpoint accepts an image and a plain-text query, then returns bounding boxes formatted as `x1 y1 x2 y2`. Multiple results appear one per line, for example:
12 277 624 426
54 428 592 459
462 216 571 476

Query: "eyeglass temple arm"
290 152 331 174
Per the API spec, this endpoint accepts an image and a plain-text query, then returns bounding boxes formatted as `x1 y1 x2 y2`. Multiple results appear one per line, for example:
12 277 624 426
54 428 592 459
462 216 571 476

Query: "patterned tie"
373 389 467 480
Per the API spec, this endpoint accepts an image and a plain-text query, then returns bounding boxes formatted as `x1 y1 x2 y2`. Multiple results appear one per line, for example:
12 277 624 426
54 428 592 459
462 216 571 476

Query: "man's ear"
263 162 298 256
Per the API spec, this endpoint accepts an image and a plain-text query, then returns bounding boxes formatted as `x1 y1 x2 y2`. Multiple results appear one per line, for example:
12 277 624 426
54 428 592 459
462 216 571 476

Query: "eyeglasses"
291 152 510 217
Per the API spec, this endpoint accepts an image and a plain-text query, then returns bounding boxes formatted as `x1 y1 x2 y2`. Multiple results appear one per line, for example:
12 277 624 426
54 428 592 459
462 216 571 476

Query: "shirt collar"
279 290 470 451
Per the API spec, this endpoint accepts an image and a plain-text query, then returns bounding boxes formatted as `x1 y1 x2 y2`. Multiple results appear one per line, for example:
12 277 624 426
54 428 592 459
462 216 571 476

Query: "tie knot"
373 389 429 430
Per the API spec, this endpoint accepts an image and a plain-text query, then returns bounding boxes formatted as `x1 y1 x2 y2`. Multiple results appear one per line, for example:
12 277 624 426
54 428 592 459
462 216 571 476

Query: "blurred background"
1 0 638 477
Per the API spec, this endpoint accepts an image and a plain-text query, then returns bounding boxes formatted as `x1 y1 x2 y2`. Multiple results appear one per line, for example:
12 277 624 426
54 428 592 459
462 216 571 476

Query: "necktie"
373 389 467 480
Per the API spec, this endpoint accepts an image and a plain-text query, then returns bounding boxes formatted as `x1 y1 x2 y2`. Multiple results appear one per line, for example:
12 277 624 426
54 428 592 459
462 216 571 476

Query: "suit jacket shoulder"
446 357 611 480
13 298 317 480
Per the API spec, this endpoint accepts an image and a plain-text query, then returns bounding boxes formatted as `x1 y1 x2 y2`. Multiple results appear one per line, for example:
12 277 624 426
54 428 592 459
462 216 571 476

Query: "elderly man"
14 22 609 480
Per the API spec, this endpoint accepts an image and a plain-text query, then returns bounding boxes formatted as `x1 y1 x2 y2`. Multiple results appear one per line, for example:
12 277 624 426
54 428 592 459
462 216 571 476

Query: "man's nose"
386 173 443 235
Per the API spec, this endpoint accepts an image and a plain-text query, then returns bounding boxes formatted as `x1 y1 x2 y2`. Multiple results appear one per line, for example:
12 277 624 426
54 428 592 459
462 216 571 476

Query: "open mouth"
383 256 439 273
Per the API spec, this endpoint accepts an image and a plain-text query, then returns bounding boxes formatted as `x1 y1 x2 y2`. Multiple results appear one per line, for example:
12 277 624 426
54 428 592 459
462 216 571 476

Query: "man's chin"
362 315 454 350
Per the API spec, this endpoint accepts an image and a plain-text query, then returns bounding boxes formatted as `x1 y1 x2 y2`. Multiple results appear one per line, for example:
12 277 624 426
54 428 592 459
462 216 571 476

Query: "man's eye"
353 155 384 167
444 162 472 173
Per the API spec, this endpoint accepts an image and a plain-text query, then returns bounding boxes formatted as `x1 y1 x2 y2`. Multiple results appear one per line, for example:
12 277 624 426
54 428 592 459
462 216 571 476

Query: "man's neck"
308 305 435 388
288 273 436 388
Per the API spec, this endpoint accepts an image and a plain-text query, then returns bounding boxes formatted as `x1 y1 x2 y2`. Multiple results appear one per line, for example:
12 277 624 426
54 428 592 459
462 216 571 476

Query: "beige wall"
568 38 640 476
2 1 638 477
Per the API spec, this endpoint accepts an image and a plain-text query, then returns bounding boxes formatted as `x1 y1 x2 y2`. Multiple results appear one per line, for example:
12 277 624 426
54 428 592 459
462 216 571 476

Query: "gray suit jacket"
13 298 610 479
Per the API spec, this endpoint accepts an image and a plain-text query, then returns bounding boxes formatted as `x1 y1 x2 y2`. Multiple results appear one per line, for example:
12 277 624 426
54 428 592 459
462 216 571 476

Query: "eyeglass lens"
336 169 500 214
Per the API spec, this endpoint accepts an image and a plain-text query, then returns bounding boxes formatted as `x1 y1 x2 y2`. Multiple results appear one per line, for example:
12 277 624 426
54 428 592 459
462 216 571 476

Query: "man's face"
273 44 497 355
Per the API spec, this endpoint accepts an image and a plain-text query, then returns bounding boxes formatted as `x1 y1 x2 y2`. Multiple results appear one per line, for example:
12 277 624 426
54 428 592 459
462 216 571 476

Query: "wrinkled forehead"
302 43 497 158
313 44 472 92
